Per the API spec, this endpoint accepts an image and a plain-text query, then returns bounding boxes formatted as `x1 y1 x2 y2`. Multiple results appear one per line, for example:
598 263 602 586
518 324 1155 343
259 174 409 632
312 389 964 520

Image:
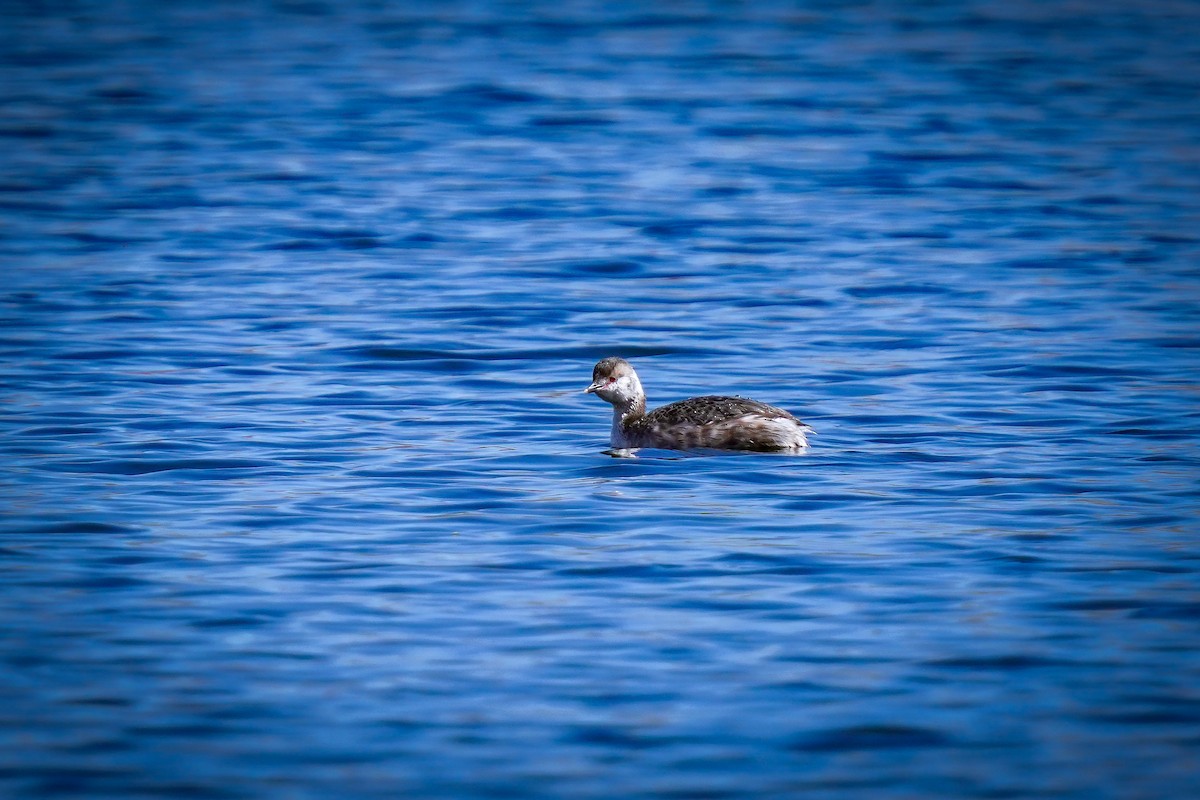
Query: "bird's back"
627 395 811 451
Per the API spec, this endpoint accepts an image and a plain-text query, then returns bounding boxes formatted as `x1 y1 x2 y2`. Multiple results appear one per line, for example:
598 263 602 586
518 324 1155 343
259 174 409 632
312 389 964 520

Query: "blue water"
3 1 1199 797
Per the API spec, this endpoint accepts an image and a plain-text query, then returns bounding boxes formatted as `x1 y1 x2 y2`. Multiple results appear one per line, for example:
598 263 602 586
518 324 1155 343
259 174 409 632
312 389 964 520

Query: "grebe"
584 357 813 452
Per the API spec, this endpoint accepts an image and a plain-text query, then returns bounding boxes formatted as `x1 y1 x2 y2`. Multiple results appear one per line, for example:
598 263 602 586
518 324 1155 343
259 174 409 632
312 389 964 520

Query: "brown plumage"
584 357 812 452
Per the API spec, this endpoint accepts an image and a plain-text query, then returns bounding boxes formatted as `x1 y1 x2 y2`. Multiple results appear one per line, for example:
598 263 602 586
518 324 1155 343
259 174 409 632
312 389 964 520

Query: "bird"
584 356 813 452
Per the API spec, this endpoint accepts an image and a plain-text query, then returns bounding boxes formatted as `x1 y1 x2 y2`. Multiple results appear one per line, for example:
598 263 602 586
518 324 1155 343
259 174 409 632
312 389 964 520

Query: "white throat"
610 407 634 448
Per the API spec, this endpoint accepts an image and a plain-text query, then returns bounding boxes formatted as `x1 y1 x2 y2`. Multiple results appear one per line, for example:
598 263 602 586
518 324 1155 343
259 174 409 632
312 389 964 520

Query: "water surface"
2 1 1199 798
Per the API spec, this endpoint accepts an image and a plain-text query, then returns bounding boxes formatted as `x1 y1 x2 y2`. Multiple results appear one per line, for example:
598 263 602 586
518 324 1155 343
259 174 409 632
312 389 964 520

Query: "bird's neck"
612 391 646 420
610 393 646 439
